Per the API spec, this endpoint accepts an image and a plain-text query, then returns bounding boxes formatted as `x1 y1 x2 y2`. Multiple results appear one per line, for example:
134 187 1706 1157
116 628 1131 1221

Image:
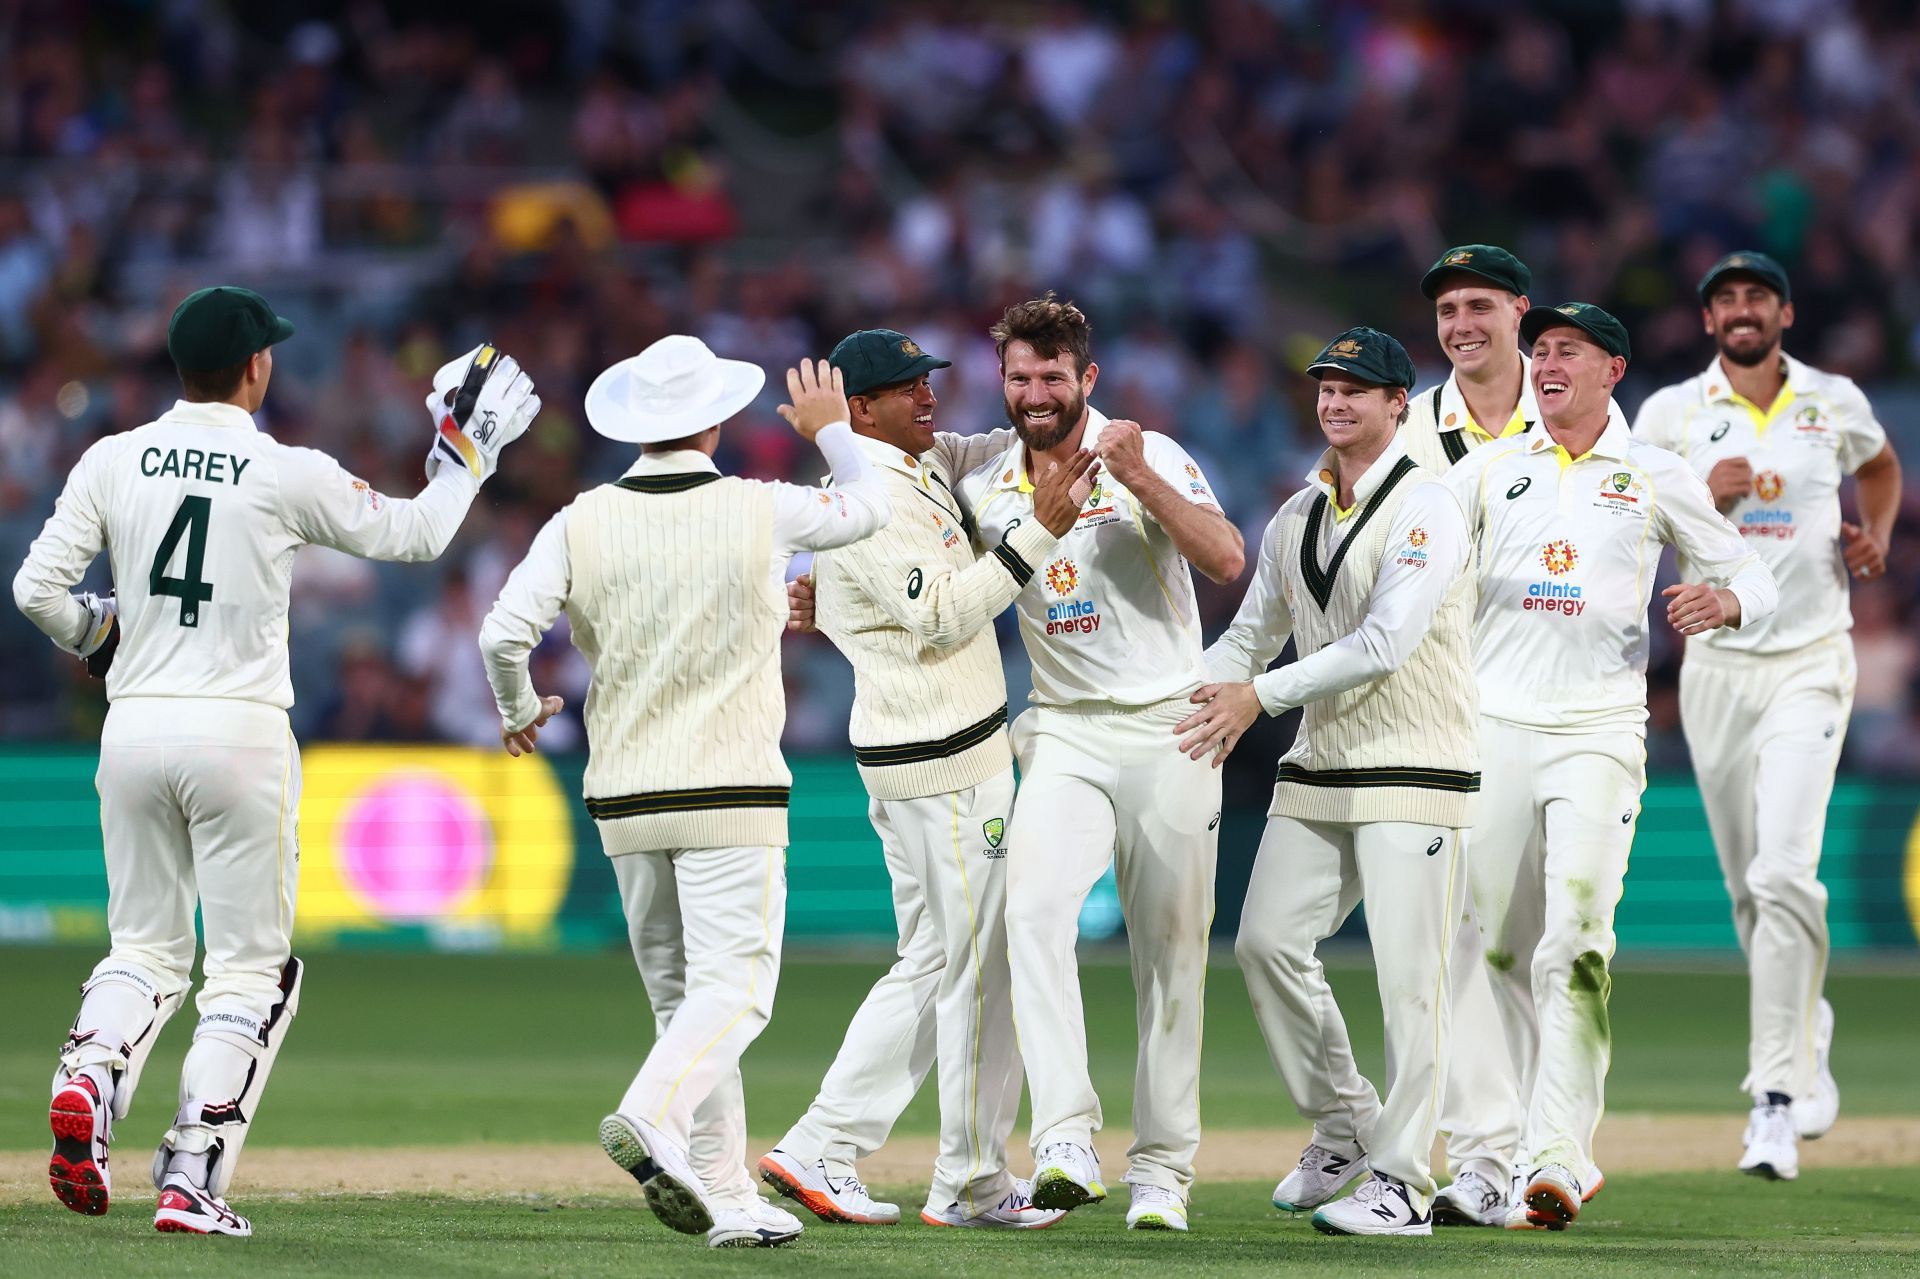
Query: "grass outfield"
2 947 1917 1273
4 1174 1920 1276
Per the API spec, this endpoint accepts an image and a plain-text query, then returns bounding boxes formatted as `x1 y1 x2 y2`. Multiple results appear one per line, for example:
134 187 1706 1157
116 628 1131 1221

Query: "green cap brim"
849 353 951 396
269 316 296 346
1421 264 1519 299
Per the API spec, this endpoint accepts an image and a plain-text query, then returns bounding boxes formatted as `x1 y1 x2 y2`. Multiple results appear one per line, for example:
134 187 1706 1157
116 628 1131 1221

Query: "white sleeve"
927 427 1017 480
280 445 481 562
1204 511 1291 685
1831 378 1890 475
1630 387 1681 452
11 439 110 653
1253 483 1470 715
1144 432 1223 511
1654 458 1778 628
478 508 572 733
1441 447 1490 538
770 422 893 554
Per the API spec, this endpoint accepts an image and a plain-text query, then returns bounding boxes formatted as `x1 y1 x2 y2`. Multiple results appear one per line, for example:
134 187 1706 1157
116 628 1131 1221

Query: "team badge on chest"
1593 469 1646 516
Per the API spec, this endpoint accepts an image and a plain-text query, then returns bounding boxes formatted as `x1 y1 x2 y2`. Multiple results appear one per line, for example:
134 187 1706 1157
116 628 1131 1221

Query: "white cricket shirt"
1632 353 1887 655
1443 401 1778 734
13 399 483 708
955 407 1221 707
1400 355 1538 472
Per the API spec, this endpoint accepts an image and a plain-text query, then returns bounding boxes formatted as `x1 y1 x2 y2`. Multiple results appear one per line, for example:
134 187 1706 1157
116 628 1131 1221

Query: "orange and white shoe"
49 1073 111 1216
757 1149 899 1225
1519 1164 1582 1230
154 1181 252 1236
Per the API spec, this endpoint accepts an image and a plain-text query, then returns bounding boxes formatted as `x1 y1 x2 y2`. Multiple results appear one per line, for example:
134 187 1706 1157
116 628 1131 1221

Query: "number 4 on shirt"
150 495 215 627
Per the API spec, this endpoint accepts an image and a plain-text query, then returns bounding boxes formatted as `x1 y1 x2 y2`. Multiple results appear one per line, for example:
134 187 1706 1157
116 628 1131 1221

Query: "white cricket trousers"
1437 866 1525 1187
1464 718 1645 1174
613 844 785 1211
1235 815 1463 1209
65 697 302 1194
1680 638 1853 1099
778 767 1021 1215
1004 698 1220 1194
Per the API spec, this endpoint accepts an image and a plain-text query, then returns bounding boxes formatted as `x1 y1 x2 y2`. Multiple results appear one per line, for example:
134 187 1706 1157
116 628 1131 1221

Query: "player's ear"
1779 300 1795 331
1082 360 1099 394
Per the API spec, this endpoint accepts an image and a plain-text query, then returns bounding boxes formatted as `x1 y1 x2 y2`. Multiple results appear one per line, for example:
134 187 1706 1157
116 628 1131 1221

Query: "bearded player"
1633 252 1900 1180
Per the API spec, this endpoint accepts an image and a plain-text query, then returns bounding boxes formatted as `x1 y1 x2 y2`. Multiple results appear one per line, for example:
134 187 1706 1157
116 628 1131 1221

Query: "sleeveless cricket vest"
1269 459 1480 826
564 472 790 853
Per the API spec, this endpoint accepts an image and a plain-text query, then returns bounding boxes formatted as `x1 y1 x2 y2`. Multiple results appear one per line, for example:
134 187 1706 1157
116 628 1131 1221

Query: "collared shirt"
1443 400 1778 734
1400 354 1537 471
14 398 485 707
480 421 890 731
1208 434 1471 714
954 407 1223 706
1633 352 1888 655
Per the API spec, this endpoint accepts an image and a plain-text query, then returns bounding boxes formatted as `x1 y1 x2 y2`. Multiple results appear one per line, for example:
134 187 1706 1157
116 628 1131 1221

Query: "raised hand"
1033 451 1098 536
778 359 849 442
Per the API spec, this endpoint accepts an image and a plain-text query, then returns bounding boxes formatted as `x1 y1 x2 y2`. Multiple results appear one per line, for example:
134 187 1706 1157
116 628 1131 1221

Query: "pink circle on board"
337 774 493 920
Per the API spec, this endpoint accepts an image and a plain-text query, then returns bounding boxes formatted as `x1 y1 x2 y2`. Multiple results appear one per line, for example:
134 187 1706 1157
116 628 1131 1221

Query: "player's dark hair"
992 292 1093 375
178 359 251 402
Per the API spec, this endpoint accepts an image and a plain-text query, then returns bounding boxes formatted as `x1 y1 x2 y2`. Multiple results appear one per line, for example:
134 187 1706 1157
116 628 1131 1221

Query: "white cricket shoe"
923 1178 1066 1229
707 1198 803 1248
49 1071 112 1216
757 1148 899 1224
154 1180 252 1236
1519 1163 1582 1230
1740 1100 1799 1181
1795 999 1839 1140
1584 1162 1606 1202
600 1112 715 1235
1125 1183 1189 1232
1311 1173 1432 1237
1432 1169 1507 1227
1032 1141 1106 1211
1271 1142 1368 1212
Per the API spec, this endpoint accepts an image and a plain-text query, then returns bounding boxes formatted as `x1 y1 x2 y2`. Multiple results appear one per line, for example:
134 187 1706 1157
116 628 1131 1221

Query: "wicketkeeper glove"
70 592 119 678
422 343 541 483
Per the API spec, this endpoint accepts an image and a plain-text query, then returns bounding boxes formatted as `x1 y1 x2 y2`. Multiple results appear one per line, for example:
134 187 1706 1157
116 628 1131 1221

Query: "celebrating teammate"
1441 302 1777 1229
15 287 538 1235
758 329 1085 1230
1400 244 1539 471
1633 252 1901 1180
952 294 1244 1232
1176 328 1478 1236
478 339 891 1249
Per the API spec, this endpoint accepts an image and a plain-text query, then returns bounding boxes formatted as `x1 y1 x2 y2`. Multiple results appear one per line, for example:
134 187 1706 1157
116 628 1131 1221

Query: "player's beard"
1716 321 1780 368
1005 387 1085 452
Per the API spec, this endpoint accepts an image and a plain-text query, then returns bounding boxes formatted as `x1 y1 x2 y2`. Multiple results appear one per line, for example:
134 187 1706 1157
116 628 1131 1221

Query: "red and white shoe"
49 1073 111 1216
757 1149 900 1224
154 1181 253 1236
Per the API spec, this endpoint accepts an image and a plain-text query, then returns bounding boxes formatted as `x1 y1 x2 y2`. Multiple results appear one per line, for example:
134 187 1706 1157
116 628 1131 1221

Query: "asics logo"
1711 423 1731 441
1426 837 1443 856
1506 477 1532 500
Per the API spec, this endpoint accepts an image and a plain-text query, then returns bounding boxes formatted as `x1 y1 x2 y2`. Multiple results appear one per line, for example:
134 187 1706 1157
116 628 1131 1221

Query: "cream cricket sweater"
815 434 1058 800
565 473 791 852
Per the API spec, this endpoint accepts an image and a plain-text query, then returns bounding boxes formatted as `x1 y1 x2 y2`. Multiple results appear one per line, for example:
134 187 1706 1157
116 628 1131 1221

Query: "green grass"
4 1173 1919 1276
4 947 1918 1156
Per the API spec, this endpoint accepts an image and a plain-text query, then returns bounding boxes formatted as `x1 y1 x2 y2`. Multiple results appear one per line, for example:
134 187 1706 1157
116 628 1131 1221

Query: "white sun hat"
584 334 767 443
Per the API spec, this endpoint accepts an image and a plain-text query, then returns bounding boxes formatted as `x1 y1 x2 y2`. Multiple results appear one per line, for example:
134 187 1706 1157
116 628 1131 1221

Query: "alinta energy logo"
1396 526 1431 569
1755 470 1785 501
1743 471 1795 540
1043 557 1100 635
1525 539 1585 616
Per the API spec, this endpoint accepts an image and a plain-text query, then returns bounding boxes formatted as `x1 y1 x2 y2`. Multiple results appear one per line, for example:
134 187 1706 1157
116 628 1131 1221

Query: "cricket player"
16 286 539 1235
757 329 1087 1231
1442 302 1777 1229
1402 243 1542 1226
953 294 1245 1232
1175 328 1478 1236
1400 244 1538 472
478 339 891 1249
1634 252 1900 1181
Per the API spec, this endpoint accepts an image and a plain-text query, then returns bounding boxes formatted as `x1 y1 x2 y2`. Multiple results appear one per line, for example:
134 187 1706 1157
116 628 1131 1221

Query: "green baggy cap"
1420 244 1531 299
1697 251 1791 305
167 286 296 372
1520 302 1632 361
1306 326 1418 390
828 328 953 397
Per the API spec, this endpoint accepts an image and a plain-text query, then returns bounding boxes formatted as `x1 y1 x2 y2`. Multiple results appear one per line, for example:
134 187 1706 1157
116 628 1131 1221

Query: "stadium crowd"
4 0 1920 776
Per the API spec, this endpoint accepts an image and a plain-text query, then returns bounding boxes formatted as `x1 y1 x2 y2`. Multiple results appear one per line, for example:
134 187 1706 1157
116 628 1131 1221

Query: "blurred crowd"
4 0 1920 778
